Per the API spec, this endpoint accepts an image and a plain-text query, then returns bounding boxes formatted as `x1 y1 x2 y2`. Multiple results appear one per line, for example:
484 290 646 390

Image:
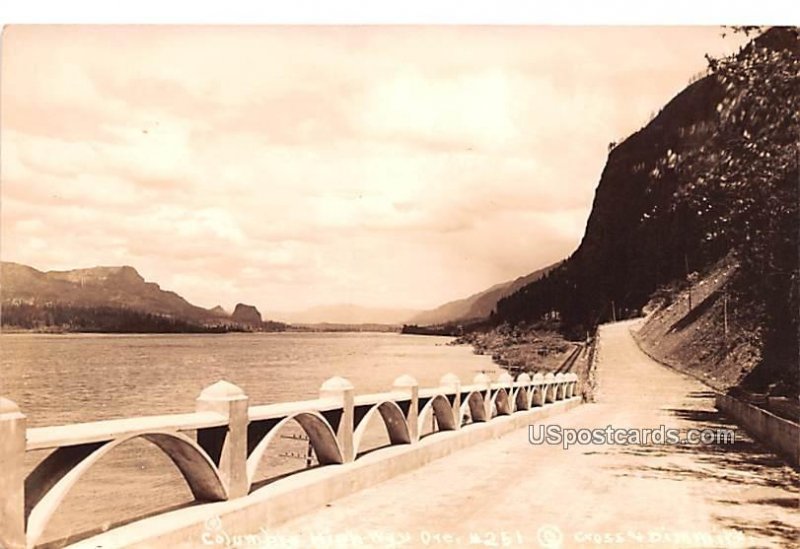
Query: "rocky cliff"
231 303 263 326
494 27 798 392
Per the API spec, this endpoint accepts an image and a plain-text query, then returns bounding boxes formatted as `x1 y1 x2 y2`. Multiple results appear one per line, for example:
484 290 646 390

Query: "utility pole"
723 291 729 340
685 253 693 311
611 300 617 322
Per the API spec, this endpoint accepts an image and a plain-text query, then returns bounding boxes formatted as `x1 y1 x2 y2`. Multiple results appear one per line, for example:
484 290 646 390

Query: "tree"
674 27 799 389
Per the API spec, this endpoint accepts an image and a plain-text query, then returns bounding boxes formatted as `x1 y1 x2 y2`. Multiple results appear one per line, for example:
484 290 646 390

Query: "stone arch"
460 391 487 424
531 385 546 406
491 388 512 416
418 394 456 434
353 401 411 456
514 387 530 411
24 431 226 548
542 375 555 402
246 411 343 487
555 374 567 400
565 373 579 398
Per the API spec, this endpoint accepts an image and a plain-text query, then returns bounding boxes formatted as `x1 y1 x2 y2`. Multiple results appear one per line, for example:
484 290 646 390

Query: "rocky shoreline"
451 324 572 373
451 323 596 401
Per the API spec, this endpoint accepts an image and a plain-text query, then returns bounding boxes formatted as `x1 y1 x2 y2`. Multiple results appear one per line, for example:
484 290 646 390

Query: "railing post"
0 398 26 549
440 373 461 430
320 377 355 463
393 375 419 443
196 381 249 499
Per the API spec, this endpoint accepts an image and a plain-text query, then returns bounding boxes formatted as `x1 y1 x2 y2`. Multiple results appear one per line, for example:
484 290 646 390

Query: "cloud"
0 25 749 313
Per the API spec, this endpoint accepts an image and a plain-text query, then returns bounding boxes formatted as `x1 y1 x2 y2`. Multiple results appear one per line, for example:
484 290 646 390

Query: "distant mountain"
272 304 420 325
0 262 284 333
410 261 561 326
231 303 262 325
1 262 217 322
208 305 228 317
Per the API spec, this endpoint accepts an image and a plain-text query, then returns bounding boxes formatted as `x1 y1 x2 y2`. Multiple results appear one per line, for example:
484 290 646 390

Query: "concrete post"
473 373 492 419
393 375 419 443
320 377 355 463
440 373 461 430
0 398 26 549
196 381 249 499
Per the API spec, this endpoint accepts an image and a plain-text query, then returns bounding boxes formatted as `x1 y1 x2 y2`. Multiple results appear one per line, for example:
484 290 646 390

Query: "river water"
1 332 498 546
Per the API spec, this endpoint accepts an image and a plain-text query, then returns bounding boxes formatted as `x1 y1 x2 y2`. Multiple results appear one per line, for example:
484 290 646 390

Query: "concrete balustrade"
0 370 581 548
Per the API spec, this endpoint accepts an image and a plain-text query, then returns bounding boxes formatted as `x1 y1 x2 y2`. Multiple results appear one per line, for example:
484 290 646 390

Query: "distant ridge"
409 261 561 326
1 262 215 322
272 303 420 325
0 262 283 332
209 305 229 317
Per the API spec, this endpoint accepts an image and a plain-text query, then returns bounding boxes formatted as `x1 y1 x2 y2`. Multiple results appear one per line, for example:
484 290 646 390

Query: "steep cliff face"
495 28 798 391
231 303 263 325
497 73 727 330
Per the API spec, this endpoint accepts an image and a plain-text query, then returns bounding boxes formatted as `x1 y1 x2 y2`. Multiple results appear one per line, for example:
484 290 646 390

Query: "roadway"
262 320 799 548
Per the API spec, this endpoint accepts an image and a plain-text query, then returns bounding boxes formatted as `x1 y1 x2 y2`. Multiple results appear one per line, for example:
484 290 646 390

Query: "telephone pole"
723 291 729 340
685 253 693 311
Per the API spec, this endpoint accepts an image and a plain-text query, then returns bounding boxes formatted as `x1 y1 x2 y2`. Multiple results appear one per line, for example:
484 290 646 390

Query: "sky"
0 25 749 315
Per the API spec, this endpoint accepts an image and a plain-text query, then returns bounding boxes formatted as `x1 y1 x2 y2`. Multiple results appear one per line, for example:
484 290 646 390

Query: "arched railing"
0 369 580 548
245 410 344 487
24 431 226 548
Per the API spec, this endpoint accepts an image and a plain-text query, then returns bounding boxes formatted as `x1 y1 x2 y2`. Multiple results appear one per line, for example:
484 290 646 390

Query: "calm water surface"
2 332 497 426
1 332 498 546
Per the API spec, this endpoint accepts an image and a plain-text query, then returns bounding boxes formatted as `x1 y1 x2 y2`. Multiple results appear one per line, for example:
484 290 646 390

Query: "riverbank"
452 324 572 373
452 323 598 401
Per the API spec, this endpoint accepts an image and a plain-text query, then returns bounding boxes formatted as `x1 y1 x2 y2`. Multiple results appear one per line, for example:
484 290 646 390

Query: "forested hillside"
0 262 287 333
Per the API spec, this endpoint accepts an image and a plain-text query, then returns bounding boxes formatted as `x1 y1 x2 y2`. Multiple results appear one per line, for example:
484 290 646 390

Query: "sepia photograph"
1 4 798 548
